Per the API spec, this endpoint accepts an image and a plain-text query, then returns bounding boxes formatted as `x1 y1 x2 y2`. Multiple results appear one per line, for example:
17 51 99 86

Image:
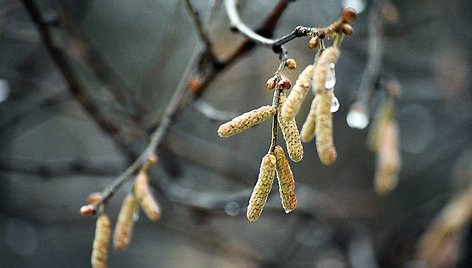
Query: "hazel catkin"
374 119 401 195
281 64 315 120
113 193 139 251
315 89 337 165
278 92 303 162
274 146 297 213
300 95 319 143
91 214 111 268
217 105 276 137
134 170 161 221
247 154 276 222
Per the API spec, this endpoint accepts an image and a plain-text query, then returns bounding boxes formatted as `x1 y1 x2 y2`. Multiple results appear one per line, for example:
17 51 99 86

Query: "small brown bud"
265 77 277 90
278 77 291 90
341 23 354 35
80 205 96 217
286 58 297 70
308 36 319 49
87 192 103 205
341 7 357 23
188 78 202 93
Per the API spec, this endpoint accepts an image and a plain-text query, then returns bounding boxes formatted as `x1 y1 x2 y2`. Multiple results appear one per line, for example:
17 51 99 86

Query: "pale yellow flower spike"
134 170 161 221
278 92 303 162
113 193 139 251
374 119 401 195
315 89 337 165
300 95 319 143
217 105 276 137
281 64 315 120
274 145 297 213
92 214 111 268
247 154 276 222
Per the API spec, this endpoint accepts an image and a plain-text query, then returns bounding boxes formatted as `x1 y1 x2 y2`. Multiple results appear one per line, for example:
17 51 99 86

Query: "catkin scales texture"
278 93 303 162
315 90 337 165
218 105 276 137
247 154 276 222
281 64 314 120
92 214 111 268
312 47 341 94
113 193 138 251
134 171 161 221
301 95 319 143
274 146 297 213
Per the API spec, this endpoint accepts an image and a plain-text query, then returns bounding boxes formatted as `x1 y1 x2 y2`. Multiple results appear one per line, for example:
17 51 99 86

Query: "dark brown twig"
21 0 137 160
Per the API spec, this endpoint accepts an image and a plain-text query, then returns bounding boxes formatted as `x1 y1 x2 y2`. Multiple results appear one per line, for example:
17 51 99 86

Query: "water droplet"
0 79 11 103
330 96 340 113
347 109 369 129
325 64 336 89
225 201 240 216
342 0 366 14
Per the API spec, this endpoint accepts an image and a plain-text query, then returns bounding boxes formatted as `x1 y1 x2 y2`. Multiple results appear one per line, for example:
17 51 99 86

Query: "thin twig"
85 0 295 210
183 0 217 62
355 0 383 108
21 0 137 161
224 0 349 56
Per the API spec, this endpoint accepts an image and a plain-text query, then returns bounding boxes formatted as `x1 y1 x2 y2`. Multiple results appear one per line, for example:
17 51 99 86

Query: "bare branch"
21 0 139 160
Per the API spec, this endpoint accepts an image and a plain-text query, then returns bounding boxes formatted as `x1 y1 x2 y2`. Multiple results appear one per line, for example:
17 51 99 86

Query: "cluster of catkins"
218 44 346 221
81 155 161 268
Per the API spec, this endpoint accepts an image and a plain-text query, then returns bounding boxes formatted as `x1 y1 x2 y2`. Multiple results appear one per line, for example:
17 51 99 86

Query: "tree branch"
21 0 138 160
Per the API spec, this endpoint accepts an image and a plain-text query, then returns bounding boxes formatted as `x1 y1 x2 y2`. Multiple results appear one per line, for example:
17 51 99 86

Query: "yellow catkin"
91 214 111 268
278 92 303 162
274 146 297 213
367 100 394 151
315 89 337 165
312 47 341 95
247 154 276 222
374 120 401 195
300 95 319 143
113 193 139 251
134 170 161 221
418 184 472 264
281 64 315 120
217 105 276 137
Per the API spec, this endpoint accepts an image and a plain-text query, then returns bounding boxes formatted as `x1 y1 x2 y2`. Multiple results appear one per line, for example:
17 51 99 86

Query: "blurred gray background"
1 0 472 267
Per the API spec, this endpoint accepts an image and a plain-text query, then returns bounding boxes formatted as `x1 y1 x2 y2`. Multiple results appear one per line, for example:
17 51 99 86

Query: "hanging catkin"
274 145 297 213
278 92 303 162
315 89 337 165
281 64 315 120
312 47 341 95
134 170 161 221
91 214 111 268
374 119 401 195
247 154 276 221
218 105 276 137
113 193 139 251
300 95 319 142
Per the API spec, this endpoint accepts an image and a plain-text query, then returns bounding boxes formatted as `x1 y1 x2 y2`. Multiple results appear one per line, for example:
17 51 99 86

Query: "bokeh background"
1 0 472 267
